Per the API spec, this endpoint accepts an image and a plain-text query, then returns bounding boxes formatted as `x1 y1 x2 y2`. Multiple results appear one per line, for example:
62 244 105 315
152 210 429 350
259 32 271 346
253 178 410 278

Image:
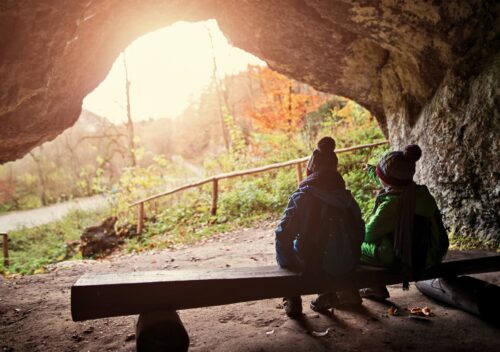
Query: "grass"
0 146 388 275
3 151 498 276
0 208 110 276
449 232 499 252
123 151 386 255
125 170 296 253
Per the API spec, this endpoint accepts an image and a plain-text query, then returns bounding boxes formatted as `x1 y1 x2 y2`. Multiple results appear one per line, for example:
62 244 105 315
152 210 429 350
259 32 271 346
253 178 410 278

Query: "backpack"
304 198 364 276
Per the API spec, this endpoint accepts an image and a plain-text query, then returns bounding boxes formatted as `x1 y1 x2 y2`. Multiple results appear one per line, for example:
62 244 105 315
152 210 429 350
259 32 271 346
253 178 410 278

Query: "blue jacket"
275 172 364 271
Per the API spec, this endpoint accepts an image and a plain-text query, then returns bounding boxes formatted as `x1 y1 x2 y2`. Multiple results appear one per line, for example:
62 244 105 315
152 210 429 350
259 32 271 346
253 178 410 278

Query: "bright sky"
83 20 265 123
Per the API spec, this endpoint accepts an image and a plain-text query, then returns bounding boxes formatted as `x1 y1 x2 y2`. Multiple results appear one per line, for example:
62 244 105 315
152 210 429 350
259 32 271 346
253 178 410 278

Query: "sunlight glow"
83 20 265 123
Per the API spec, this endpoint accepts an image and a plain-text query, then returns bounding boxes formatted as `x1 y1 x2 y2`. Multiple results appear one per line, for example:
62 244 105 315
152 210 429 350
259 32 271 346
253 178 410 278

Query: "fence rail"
130 140 388 233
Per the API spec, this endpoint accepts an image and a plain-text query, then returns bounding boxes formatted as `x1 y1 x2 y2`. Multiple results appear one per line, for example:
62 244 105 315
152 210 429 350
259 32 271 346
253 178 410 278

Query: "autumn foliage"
246 66 329 133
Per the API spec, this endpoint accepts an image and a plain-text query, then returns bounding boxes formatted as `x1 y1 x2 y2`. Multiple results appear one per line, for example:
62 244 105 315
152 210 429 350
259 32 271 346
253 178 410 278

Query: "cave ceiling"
0 0 497 162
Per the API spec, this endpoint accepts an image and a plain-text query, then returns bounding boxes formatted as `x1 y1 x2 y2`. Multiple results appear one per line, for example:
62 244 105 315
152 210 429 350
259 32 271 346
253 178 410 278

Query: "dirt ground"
1 221 499 352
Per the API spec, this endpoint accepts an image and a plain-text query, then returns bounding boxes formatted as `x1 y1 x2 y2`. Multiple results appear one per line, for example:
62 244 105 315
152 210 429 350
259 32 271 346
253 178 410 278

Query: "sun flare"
83 20 265 124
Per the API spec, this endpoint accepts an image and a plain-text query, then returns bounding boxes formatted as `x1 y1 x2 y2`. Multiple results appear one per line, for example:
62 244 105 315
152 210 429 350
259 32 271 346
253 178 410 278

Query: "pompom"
403 144 422 162
317 137 336 153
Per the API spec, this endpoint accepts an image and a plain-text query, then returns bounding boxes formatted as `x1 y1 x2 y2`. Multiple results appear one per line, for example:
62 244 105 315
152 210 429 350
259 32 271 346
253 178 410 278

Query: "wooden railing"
130 141 388 233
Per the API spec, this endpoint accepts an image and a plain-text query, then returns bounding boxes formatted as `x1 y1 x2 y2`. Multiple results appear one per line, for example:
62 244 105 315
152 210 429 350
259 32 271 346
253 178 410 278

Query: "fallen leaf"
422 306 433 316
410 307 422 315
407 306 434 317
312 328 330 337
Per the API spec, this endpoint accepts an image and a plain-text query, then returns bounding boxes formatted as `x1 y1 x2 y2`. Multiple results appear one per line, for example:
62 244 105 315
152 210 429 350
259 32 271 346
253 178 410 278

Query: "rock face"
0 1 498 241
406 44 499 242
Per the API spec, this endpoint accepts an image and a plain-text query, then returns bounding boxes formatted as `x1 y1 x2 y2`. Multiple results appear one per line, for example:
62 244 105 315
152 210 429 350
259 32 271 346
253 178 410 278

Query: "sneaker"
283 296 302 318
310 293 338 313
336 289 363 307
359 286 390 302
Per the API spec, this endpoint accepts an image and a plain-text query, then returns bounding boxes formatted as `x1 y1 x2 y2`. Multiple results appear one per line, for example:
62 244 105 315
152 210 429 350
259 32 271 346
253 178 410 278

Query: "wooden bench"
71 255 500 351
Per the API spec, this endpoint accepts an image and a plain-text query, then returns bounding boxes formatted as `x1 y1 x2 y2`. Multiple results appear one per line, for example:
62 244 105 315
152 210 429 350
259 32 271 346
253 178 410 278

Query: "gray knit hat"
376 145 422 186
306 137 338 174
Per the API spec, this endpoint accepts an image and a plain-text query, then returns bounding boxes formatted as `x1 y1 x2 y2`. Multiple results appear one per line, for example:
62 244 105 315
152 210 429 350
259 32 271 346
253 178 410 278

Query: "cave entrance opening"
80 19 265 169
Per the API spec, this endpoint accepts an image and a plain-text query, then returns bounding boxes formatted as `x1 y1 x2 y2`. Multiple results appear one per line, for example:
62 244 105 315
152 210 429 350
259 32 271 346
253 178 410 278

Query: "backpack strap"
411 214 432 279
300 196 329 272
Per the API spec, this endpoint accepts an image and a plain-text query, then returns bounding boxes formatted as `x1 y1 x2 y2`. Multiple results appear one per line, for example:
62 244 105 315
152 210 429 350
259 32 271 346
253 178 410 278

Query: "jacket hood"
300 185 356 209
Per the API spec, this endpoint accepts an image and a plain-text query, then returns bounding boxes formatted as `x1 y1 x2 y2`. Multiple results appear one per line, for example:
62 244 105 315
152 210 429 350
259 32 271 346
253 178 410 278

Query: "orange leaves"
245 66 328 133
407 306 433 317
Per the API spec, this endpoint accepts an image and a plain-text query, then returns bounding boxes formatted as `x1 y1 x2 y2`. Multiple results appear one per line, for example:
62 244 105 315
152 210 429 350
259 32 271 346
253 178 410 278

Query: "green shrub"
111 97 388 255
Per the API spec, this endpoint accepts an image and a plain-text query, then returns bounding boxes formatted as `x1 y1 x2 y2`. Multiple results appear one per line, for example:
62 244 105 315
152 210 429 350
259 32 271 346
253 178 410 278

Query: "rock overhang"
1 0 496 162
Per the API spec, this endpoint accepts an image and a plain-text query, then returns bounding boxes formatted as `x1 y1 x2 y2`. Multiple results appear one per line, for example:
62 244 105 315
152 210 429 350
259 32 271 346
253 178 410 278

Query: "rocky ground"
0 222 499 352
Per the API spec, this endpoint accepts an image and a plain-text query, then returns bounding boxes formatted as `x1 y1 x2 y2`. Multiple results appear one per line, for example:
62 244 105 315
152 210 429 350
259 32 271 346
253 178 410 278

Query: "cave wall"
388 41 500 242
0 0 498 241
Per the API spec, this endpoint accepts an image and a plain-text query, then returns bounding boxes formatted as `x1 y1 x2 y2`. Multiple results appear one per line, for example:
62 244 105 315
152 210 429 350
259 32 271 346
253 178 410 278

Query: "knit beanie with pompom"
306 137 338 174
376 145 422 186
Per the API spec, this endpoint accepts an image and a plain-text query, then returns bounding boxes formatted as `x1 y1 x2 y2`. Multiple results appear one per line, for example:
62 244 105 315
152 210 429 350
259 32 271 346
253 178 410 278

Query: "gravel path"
0 195 109 232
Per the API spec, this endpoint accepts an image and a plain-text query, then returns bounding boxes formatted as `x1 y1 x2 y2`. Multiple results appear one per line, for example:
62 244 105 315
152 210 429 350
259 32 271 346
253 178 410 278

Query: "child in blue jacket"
275 137 365 317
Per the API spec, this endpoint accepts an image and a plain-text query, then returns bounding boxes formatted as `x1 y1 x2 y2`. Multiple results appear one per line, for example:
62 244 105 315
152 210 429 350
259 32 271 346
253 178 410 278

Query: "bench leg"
136 310 189 352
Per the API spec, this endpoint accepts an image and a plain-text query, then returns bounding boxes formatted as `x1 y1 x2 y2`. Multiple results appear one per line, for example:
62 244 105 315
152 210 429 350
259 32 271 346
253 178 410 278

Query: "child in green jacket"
360 144 449 300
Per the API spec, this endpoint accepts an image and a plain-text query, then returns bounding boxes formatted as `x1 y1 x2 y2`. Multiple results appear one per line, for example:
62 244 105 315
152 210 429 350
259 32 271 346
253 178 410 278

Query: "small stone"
83 326 94 334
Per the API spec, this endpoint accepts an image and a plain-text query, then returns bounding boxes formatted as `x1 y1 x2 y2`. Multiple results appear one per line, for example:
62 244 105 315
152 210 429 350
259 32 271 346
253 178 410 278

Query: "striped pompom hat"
376 145 422 186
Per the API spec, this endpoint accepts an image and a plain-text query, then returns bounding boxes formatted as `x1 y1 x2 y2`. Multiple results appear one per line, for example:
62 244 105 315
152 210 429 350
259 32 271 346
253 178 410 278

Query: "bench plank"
71 255 500 321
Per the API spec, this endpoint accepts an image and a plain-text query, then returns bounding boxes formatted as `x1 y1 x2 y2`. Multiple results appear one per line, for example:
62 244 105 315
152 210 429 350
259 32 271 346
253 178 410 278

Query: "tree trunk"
205 25 230 152
123 51 137 167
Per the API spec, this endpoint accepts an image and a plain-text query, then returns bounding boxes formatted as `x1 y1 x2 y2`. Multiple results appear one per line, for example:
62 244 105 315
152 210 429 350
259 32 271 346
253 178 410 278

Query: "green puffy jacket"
361 167 449 268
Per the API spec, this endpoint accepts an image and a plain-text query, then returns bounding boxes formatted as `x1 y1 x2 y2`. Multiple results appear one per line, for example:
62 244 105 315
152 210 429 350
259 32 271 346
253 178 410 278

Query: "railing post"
295 163 303 186
137 202 144 234
2 233 9 268
210 178 219 216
